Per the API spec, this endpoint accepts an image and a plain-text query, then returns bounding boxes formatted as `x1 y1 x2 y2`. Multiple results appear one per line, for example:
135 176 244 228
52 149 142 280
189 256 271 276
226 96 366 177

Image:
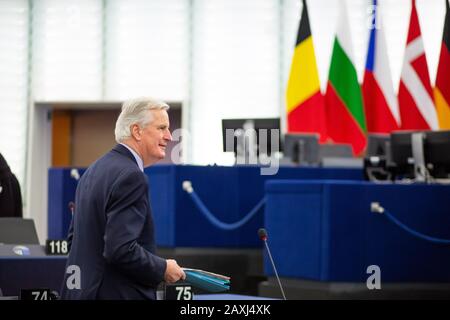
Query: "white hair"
115 97 169 143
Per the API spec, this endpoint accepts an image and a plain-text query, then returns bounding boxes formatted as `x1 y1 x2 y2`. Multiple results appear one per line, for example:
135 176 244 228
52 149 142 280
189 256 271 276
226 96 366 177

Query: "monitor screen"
424 130 450 179
367 133 390 157
222 118 280 157
390 130 450 180
282 133 319 164
0 218 39 245
389 131 415 179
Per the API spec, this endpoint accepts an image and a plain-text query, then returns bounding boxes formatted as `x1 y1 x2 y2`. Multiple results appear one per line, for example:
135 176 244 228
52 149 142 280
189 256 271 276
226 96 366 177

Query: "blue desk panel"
48 168 86 239
264 180 450 282
0 256 67 296
48 165 363 247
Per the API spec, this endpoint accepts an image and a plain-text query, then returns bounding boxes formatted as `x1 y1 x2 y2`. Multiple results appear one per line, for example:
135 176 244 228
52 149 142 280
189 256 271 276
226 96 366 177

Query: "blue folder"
183 269 230 293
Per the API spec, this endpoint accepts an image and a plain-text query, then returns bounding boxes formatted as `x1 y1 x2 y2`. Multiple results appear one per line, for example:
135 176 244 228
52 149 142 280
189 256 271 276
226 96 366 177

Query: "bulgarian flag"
286 0 327 142
362 0 400 133
398 0 438 130
434 0 450 129
325 3 366 156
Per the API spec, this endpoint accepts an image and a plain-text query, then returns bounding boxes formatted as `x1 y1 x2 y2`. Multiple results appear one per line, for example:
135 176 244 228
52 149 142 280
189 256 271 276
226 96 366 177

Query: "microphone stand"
259 228 287 300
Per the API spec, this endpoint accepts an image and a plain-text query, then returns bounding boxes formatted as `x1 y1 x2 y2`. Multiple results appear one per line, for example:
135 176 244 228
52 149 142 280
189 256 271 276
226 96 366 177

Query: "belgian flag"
286 0 326 142
434 0 450 129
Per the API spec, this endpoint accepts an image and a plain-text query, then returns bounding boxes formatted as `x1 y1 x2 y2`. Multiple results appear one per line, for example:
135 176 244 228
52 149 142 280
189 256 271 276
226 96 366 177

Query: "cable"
183 180 265 230
371 202 450 245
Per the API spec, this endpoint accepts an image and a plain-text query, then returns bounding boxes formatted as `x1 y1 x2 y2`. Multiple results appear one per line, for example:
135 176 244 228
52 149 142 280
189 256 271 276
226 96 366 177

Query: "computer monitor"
390 130 450 181
318 143 353 159
367 133 390 157
222 118 280 158
423 130 450 179
364 134 391 182
0 218 39 244
282 133 319 165
389 131 415 179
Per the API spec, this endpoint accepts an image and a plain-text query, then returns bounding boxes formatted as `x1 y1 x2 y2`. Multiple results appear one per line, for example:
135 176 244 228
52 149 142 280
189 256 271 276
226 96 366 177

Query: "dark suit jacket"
60 144 167 300
0 153 22 218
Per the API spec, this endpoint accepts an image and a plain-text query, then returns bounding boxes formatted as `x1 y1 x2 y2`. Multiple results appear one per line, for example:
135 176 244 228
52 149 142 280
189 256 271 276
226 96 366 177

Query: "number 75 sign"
165 283 193 300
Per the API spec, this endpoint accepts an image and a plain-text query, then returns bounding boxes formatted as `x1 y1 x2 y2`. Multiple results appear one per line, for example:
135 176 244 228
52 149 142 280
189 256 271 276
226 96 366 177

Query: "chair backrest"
0 218 39 244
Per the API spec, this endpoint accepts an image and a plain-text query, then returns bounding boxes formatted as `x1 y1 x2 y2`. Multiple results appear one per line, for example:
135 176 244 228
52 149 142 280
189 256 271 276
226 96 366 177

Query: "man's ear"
131 124 142 141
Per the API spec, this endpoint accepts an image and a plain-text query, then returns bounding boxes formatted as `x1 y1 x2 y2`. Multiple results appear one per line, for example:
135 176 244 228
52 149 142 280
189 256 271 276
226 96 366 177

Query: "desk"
48 165 363 247
0 245 66 297
264 180 450 282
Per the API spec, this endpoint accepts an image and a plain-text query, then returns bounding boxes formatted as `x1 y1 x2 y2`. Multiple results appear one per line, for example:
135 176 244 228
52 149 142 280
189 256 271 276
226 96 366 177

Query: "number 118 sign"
45 239 69 255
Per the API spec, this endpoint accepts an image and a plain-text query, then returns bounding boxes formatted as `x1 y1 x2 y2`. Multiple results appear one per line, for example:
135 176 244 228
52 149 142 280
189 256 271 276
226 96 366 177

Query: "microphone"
70 168 80 181
258 228 287 300
68 201 75 216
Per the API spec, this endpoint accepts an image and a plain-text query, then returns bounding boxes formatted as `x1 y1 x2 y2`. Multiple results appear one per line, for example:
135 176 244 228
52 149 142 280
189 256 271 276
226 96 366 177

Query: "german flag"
434 0 450 129
286 0 326 142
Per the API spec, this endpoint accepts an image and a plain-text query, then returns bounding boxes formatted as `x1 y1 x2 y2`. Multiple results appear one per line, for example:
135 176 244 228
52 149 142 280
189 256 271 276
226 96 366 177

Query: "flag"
325 3 366 155
434 0 450 129
286 0 327 142
398 0 438 130
362 0 400 133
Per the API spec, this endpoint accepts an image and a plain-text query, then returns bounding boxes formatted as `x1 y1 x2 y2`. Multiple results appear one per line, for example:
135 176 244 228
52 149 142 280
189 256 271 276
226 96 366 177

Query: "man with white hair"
61 97 185 300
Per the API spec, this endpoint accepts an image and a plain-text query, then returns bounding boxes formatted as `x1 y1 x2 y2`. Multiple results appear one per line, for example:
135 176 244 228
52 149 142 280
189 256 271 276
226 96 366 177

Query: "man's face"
139 109 172 166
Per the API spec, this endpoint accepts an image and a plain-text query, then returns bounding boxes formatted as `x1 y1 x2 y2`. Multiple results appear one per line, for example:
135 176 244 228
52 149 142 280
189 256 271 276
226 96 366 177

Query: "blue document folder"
183 268 231 293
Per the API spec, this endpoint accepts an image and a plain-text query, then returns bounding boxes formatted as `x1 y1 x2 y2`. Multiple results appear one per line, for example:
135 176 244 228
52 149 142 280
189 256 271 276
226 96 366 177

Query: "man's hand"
164 259 186 283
